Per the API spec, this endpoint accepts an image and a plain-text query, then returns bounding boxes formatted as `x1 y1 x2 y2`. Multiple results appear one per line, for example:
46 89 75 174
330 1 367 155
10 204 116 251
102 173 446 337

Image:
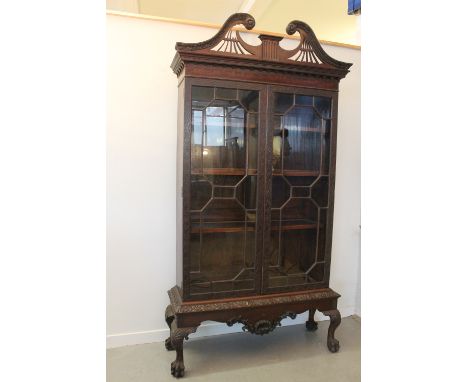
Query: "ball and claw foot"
171 360 185 378
327 338 340 353
165 337 174 351
322 309 341 353
305 320 318 331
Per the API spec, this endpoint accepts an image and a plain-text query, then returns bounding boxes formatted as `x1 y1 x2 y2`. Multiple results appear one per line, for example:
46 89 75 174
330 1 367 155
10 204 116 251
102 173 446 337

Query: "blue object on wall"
348 0 361 15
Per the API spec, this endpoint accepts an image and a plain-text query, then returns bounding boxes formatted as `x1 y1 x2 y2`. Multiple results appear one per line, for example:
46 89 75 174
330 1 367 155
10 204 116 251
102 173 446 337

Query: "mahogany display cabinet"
165 13 352 378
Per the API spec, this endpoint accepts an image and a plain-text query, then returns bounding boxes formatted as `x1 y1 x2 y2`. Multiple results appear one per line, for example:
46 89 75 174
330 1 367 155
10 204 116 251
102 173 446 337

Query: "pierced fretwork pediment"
171 13 352 78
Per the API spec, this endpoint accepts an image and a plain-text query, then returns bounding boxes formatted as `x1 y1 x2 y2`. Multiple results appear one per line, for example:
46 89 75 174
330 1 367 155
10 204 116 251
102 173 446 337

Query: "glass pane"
205 113 224 146
316 208 328 263
198 100 246 170
236 176 257 210
292 187 309 197
313 96 331 119
192 86 213 109
310 176 329 207
268 91 332 289
190 212 201 272
272 116 282 172
271 176 290 208
274 93 294 114
282 107 321 173
191 176 212 210
203 174 243 186
213 186 235 198
296 94 313 106
190 85 259 296
321 119 331 174
285 175 317 186
239 90 259 112
191 110 203 172
216 87 237 99
247 114 258 170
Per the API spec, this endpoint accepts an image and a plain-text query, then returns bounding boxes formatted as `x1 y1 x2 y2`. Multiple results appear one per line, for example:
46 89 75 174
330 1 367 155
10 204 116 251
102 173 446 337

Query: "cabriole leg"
305 308 318 331
165 305 175 351
170 321 197 378
322 309 341 353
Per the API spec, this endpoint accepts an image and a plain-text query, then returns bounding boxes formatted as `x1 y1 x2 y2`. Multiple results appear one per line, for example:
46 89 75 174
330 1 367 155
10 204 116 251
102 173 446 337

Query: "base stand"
164 286 341 378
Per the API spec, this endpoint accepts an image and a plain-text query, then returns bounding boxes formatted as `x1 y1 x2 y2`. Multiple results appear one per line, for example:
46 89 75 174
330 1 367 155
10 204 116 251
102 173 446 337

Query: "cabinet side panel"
176 77 186 288
323 93 339 287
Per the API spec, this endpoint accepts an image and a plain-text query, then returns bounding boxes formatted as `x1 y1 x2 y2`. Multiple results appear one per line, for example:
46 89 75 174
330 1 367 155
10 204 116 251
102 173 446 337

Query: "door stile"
261 85 274 293
254 86 268 296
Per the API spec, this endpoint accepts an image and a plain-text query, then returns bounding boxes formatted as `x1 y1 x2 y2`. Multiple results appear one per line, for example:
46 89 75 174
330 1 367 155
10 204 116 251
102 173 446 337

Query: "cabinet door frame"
182 77 267 300
261 85 339 294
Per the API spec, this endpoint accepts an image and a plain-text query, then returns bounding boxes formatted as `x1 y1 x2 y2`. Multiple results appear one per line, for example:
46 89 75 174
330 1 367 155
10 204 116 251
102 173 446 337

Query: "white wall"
107 14 361 348
106 0 139 13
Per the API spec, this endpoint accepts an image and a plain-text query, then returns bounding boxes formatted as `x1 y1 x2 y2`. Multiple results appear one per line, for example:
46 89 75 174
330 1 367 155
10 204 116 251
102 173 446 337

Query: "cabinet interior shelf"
272 170 320 177
191 219 320 234
275 127 323 133
192 168 257 176
192 168 320 177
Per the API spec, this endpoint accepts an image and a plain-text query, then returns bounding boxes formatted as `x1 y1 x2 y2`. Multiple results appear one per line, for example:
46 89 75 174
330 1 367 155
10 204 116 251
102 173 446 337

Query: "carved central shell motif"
226 312 297 335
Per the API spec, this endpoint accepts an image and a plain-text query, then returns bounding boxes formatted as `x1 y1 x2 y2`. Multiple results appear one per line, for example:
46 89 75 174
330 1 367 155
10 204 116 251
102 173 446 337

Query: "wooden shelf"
273 222 318 231
274 125 323 133
191 219 319 234
273 170 320 177
192 169 319 177
299 127 322 133
192 168 257 176
271 219 319 232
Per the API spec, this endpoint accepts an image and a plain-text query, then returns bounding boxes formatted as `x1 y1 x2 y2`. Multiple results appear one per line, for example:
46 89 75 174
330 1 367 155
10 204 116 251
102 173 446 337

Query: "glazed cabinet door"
262 86 337 293
185 79 265 300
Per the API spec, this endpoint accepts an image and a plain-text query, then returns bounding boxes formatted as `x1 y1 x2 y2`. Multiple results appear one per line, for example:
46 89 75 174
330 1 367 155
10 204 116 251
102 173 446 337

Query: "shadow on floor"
107 316 360 382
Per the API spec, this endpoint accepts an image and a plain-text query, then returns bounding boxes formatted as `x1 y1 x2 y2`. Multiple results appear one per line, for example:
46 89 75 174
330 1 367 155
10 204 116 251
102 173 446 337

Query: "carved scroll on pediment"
175 13 259 56
282 20 352 69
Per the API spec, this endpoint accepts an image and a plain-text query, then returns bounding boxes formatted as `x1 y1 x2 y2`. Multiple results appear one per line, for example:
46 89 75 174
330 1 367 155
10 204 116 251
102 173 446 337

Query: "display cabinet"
165 13 351 378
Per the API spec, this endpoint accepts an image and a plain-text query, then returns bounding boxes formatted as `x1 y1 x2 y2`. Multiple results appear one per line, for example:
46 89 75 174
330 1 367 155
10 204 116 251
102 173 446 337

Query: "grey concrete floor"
107 316 360 382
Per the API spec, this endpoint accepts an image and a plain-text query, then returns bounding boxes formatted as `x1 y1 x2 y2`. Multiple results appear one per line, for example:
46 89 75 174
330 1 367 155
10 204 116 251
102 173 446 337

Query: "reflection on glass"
268 92 332 289
192 98 252 171
189 85 259 296
282 107 321 172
